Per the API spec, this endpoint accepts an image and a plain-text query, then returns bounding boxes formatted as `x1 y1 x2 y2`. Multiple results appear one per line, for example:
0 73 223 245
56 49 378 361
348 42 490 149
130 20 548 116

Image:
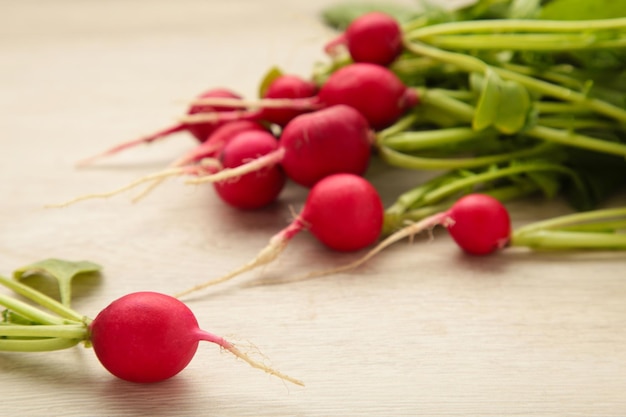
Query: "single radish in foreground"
324 11 404 66
187 104 373 188
185 63 418 131
0 272 303 385
175 173 385 298
76 88 242 167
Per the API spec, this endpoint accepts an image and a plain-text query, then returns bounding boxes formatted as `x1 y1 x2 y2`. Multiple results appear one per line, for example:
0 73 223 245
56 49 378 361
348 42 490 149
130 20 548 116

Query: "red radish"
446 193 511 255
89 292 303 384
0 275 302 385
185 63 418 131
213 130 287 209
260 75 318 127
295 194 512 280
175 173 384 298
76 88 242 167
325 12 403 66
187 105 373 188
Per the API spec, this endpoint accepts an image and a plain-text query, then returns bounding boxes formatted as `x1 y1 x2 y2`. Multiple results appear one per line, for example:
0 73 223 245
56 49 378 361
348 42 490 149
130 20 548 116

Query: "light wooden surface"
1 1 626 416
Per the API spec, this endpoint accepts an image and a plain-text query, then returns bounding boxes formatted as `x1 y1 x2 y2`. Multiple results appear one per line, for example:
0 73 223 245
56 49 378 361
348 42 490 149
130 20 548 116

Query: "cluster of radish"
55 9 625 293
29 7 626 384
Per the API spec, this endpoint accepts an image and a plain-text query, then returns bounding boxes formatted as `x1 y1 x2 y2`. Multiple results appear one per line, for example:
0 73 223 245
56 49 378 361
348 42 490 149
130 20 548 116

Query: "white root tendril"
46 159 221 208
270 212 450 284
223 343 304 387
174 234 290 299
186 148 285 185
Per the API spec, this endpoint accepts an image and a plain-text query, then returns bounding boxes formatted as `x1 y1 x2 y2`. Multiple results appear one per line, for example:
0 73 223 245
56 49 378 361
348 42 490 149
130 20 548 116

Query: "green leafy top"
13 259 101 307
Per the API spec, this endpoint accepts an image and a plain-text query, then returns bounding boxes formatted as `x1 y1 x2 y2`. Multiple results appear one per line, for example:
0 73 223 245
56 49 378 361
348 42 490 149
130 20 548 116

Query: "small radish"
212 130 287 210
89 292 301 384
294 194 511 280
175 173 384 298
260 74 318 127
187 104 373 188
185 63 418 131
77 88 242 167
0 275 303 385
325 12 403 66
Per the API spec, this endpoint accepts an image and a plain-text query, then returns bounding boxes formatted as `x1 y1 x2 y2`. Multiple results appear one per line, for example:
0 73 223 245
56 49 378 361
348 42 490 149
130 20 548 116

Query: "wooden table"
1 1 625 415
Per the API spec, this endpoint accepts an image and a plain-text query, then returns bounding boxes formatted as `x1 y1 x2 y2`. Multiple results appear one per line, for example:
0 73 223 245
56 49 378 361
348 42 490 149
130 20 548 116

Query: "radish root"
47 159 221 208
174 232 291 298
186 148 286 185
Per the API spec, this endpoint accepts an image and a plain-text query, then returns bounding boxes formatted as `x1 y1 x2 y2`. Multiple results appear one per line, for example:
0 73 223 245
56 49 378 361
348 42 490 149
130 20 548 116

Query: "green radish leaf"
525 170 562 199
493 80 531 134
320 2 420 30
540 0 626 20
507 0 542 18
471 69 503 131
258 66 284 98
13 259 102 307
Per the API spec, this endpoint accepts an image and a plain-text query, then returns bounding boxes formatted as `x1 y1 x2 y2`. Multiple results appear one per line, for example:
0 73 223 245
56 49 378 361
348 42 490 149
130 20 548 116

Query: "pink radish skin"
186 63 418 132
279 104 372 187
213 130 286 209
326 12 403 66
89 292 303 385
317 63 417 130
187 105 373 189
175 173 384 298
299 172 385 251
77 88 242 167
446 194 511 255
260 75 318 127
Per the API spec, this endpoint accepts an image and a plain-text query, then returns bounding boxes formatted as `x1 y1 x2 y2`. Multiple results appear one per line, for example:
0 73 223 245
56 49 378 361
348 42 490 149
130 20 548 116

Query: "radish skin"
185 63 418 131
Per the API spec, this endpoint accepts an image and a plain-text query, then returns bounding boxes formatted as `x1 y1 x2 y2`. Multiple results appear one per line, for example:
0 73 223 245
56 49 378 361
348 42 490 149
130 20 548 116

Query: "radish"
187 104 373 188
77 88 242 167
260 74 318 127
175 173 384 298
325 11 403 66
185 63 418 131
212 130 287 209
0 274 303 385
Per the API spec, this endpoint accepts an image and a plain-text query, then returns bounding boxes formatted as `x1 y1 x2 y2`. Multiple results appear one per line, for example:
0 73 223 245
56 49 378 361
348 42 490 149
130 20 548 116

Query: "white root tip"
173 235 289 299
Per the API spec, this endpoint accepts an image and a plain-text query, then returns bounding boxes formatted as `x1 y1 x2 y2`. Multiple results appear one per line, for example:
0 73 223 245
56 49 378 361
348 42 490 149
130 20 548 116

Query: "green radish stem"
0 276 85 323
0 338 82 352
405 17 626 39
419 33 626 52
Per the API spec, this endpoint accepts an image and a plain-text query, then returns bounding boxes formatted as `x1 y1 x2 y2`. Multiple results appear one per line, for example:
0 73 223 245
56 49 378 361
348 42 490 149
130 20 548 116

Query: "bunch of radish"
0 260 303 385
